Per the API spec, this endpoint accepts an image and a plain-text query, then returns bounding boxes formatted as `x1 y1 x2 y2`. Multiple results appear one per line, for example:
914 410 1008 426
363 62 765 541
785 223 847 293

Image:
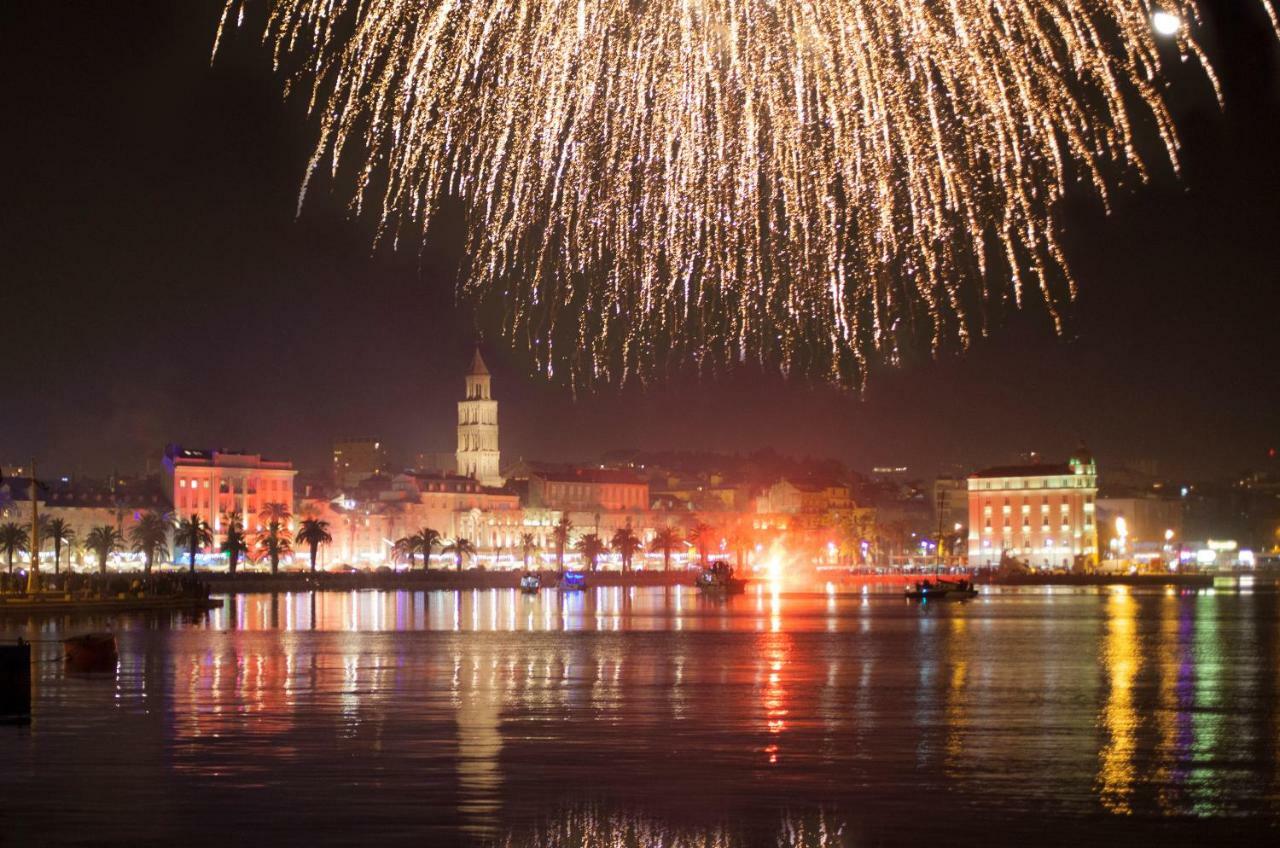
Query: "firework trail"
217 1 1277 386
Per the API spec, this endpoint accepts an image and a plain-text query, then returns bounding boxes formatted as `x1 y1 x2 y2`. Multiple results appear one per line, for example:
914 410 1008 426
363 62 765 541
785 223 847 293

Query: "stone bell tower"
455 348 502 487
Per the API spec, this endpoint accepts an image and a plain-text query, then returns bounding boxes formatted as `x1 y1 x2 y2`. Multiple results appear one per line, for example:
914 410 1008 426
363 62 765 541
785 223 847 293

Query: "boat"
560 571 587 591
905 578 978 601
63 633 118 672
519 572 542 594
697 562 748 595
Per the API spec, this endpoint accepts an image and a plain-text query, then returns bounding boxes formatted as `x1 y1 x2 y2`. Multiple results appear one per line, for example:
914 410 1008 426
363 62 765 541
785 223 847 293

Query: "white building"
456 349 502 487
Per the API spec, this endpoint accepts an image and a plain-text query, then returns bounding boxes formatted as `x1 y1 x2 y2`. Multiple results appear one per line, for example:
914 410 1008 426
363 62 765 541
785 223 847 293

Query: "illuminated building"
756 478 853 517
164 446 297 535
967 448 1098 569
332 438 387 488
527 469 648 512
300 471 522 566
456 348 502 487
0 475 169 569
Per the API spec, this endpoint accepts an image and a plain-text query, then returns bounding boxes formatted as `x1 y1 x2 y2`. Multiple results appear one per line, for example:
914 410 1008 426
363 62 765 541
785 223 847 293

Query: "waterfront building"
527 469 649 512
967 448 1099 569
164 445 297 536
300 471 523 567
456 348 503 487
1096 495 1184 554
0 475 170 569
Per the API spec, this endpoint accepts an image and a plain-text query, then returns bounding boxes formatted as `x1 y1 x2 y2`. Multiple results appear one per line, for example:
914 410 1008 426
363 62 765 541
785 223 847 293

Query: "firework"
217 1 1277 386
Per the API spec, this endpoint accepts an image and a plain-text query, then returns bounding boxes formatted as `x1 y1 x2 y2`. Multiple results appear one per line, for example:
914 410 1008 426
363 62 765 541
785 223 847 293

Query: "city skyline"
3 1 1279 480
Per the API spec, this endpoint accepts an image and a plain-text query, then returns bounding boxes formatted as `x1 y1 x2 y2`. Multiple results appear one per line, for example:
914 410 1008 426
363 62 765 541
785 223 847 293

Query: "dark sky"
2 1 1278 481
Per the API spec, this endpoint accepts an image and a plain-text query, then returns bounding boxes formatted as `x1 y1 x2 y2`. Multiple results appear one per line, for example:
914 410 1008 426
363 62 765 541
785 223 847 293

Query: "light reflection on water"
2 586 1279 846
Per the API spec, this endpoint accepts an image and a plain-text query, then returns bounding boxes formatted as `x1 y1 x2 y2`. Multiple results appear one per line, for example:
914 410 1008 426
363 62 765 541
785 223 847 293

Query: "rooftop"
970 463 1078 480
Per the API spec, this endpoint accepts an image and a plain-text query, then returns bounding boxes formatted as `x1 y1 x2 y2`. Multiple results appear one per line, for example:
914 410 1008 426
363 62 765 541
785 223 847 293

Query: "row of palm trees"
0 503 335 576
392 528 477 571
387 517 699 574
1 509 723 577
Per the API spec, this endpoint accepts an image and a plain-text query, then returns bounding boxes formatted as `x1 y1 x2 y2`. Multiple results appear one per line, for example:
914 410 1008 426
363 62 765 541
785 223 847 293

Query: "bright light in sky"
1153 11 1182 36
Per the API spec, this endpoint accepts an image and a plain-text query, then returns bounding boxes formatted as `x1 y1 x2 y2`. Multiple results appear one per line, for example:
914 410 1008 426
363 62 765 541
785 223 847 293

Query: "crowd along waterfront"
4 583 1280 846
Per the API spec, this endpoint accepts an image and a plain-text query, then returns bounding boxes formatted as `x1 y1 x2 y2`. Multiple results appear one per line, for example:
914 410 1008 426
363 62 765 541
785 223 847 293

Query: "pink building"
967 450 1098 570
164 445 297 537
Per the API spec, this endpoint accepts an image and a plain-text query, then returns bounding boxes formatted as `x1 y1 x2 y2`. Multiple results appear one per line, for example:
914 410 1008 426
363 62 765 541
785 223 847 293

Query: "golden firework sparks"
217 1 1278 386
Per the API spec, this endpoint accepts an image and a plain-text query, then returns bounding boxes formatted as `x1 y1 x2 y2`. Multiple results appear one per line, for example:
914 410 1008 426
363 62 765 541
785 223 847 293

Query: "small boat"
905 578 978 601
697 562 748 595
560 571 587 591
63 633 118 671
519 572 542 594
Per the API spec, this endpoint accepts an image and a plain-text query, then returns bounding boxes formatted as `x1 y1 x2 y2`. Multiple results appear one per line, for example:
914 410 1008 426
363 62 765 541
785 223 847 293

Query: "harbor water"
2 584 1279 846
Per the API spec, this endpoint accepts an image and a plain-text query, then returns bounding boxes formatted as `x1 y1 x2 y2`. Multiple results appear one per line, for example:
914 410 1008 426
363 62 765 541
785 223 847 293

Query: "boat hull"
63 633 118 672
905 588 979 601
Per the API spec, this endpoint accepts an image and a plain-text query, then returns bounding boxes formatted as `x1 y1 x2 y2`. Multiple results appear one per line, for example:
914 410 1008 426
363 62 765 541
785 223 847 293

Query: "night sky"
3 1 1278 480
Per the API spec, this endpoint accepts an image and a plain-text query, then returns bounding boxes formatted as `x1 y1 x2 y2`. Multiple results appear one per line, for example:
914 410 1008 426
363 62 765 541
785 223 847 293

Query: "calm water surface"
3 585 1279 846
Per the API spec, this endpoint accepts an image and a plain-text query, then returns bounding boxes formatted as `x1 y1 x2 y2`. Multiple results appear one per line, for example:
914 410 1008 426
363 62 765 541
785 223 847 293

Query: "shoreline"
201 569 700 594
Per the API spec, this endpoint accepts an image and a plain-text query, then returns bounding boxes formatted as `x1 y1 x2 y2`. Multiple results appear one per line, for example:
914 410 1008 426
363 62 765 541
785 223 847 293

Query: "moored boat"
519 573 542 594
63 632 118 671
697 562 748 595
905 579 978 601
560 571 587 591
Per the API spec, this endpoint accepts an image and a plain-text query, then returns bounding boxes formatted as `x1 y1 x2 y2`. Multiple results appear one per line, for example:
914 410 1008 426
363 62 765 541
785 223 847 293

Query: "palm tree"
174 513 214 574
0 523 30 575
295 518 333 574
83 525 125 575
256 520 293 575
129 511 169 574
611 524 642 572
220 521 249 575
551 515 573 574
575 534 607 572
649 526 683 572
258 502 292 525
688 521 717 567
726 521 755 572
42 516 76 575
520 532 539 571
393 527 441 571
442 537 476 571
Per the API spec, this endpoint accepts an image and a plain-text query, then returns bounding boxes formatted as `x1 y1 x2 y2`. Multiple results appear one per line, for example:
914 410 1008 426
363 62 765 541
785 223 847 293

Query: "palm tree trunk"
310 544 318 574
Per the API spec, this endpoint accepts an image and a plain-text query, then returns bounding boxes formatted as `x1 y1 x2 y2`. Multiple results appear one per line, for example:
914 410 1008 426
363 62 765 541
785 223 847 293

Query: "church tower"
456 348 502 487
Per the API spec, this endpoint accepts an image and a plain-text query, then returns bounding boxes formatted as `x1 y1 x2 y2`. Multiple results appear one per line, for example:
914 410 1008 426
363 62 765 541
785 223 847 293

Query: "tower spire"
456 349 502 487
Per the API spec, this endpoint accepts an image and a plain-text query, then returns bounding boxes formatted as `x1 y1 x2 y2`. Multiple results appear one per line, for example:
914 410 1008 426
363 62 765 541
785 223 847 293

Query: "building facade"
967 450 1099 569
527 469 649 512
456 349 502 487
164 446 297 537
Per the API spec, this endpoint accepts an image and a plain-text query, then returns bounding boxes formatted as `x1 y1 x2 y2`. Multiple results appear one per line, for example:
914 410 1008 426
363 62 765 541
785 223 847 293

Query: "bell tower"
456 348 502 487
